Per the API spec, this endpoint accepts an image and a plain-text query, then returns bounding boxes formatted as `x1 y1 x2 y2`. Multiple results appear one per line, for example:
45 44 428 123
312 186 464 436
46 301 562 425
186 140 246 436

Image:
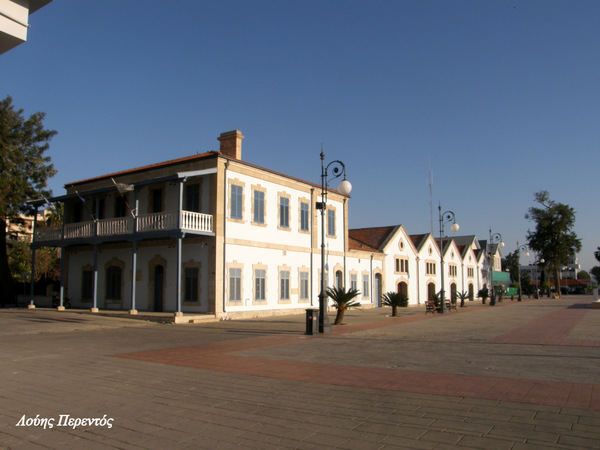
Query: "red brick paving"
113 303 600 411
488 304 600 347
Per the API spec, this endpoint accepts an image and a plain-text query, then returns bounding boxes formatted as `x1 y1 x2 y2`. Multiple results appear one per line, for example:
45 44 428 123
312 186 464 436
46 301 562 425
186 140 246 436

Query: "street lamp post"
438 204 459 314
317 149 352 333
516 242 530 302
488 230 504 306
539 258 546 297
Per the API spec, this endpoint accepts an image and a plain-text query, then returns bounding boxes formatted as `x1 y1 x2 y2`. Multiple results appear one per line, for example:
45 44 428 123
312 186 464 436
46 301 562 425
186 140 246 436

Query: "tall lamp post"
539 258 546 297
317 149 352 333
488 230 504 306
516 242 529 302
438 205 459 314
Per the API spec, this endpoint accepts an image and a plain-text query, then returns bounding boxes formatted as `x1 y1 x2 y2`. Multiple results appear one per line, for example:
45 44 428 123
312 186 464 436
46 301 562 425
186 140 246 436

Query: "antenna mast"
428 158 434 235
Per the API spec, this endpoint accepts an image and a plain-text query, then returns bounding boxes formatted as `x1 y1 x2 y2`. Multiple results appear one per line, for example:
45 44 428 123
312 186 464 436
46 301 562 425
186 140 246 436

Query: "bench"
425 301 436 314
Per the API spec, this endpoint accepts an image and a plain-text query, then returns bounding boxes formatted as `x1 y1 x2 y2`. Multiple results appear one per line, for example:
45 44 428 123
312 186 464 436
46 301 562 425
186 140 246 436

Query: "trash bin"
305 309 319 335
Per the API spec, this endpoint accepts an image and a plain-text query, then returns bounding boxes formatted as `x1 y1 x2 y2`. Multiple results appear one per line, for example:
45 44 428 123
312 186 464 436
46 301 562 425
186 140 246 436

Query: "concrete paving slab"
0 296 598 449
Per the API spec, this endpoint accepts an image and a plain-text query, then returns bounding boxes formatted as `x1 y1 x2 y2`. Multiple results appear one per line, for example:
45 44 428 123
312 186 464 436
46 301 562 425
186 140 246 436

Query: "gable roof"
348 236 380 252
349 226 398 252
410 233 436 253
453 235 481 250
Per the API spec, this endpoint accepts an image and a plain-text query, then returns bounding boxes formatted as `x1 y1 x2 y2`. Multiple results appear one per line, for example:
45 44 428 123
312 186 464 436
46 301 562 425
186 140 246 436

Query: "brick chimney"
218 130 244 160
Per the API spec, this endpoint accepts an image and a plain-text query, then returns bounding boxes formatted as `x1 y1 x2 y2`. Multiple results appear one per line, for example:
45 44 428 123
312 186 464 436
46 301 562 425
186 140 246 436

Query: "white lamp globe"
338 179 352 196
450 223 459 232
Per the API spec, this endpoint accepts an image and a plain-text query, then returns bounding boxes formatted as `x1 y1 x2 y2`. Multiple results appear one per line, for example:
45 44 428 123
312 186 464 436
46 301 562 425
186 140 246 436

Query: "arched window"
335 270 343 289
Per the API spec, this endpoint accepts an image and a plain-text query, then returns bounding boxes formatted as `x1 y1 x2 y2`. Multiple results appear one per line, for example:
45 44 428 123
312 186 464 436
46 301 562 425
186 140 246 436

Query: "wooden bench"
449 299 457 311
425 301 436 314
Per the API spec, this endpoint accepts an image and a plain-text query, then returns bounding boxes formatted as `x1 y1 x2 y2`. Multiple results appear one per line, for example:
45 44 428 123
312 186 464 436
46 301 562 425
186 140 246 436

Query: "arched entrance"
427 282 436 301
468 283 474 300
374 274 382 307
397 281 408 296
153 265 164 312
450 283 457 301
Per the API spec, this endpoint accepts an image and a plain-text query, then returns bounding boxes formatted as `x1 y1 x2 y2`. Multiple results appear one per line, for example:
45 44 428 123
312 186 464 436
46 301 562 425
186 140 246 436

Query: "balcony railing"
33 211 213 244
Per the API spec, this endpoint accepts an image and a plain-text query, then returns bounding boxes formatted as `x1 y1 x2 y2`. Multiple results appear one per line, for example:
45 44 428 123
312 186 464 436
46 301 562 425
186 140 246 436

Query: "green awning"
492 271 510 283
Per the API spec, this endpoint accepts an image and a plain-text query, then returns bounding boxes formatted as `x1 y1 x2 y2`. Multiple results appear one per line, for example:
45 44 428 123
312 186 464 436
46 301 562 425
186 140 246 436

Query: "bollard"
305 309 319 335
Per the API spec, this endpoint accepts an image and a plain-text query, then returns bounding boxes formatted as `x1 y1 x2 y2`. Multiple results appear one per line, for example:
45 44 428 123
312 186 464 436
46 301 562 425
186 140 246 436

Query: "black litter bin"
305 309 319 335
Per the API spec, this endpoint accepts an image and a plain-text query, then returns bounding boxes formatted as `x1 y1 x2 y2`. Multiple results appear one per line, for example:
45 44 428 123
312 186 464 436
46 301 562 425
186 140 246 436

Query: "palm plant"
326 286 361 325
431 292 441 311
478 287 489 305
457 291 469 307
382 291 409 316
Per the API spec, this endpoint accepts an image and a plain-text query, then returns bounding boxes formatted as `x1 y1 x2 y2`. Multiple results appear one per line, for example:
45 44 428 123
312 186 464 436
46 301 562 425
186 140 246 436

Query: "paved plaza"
0 296 598 449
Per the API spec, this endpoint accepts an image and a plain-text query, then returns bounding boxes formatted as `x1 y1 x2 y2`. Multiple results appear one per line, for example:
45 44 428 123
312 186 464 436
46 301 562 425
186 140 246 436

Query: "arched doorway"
397 281 408 296
450 283 457 301
374 274 382 307
468 283 474 300
427 282 436 301
153 265 164 312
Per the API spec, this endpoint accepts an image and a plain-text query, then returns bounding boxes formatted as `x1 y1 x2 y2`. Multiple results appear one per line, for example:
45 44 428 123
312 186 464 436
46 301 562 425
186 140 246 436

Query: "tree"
591 267 600 284
457 291 469 307
0 96 57 306
577 270 590 280
382 291 408 316
525 191 581 298
326 286 361 325
502 251 520 284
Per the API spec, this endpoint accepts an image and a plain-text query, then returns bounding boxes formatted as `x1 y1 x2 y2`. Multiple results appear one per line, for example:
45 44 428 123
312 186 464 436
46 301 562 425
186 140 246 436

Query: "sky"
3 0 599 272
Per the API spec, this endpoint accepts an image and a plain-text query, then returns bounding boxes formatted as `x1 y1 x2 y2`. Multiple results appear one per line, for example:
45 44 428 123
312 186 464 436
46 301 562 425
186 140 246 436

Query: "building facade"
31 130 493 318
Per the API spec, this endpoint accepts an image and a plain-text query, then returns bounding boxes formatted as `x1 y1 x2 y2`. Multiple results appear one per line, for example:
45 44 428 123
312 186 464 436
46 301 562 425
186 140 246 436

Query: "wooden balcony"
33 211 213 245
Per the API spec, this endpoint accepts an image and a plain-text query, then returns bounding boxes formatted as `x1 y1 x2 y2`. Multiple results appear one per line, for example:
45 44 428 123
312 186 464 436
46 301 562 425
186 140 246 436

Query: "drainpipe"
416 257 421 304
310 188 315 307
222 161 229 316
370 254 373 304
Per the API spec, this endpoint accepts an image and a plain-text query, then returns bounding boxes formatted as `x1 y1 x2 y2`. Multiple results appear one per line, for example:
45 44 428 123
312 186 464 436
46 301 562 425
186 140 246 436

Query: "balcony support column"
176 179 184 313
57 247 65 310
130 242 137 314
91 244 99 312
130 189 139 314
28 206 39 308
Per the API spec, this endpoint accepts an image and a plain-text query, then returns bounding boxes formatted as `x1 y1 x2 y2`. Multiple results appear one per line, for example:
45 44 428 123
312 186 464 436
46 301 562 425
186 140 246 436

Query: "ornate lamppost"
317 149 352 333
488 230 504 306
516 241 530 302
438 205 459 314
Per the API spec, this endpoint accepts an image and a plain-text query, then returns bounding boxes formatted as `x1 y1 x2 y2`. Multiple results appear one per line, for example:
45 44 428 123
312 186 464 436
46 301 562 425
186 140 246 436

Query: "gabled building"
349 225 417 305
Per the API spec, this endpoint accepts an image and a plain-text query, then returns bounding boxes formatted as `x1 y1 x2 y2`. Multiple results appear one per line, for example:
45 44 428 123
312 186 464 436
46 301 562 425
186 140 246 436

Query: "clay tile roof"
409 233 428 250
69 151 218 186
349 226 397 251
348 236 380 252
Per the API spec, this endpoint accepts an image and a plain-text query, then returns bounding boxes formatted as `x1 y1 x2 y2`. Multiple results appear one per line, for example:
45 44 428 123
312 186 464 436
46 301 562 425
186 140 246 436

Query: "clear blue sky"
3 0 599 272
